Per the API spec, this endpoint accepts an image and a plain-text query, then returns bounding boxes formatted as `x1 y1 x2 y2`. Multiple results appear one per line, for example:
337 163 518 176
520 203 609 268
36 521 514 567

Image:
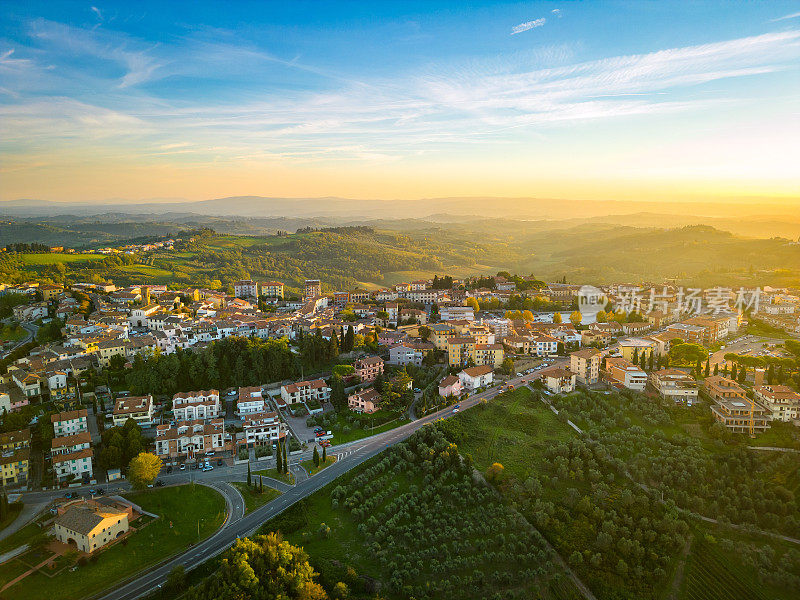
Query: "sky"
1 1 799 204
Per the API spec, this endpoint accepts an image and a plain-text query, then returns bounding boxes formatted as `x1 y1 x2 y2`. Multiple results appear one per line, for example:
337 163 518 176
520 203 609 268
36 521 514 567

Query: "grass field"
111 264 173 281
301 455 336 476
436 387 576 479
329 413 410 446
19 253 105 265
0 519 44 555
1 483 226 600
253 468 295 486
0 324 27 342
230 481 281 513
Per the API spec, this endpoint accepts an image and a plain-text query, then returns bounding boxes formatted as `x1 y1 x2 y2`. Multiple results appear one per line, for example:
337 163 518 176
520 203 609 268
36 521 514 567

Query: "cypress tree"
276 440 283 474
247 462 252 487
738 365 746 383
322 446 327 463
731 363 738 380
313 446 320 468
713 363 719 376
259 475 263 493
704 358 710 377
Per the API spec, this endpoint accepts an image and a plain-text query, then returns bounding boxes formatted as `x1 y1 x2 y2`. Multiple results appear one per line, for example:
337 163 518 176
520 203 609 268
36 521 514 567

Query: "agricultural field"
18 253 106 265
261 427 580 600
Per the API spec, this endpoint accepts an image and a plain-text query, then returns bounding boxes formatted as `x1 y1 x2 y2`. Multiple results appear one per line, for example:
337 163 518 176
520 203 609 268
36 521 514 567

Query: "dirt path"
667 533 693 600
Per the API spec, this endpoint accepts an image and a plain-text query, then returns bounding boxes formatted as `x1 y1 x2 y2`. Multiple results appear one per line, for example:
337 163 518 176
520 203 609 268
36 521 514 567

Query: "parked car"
155 480 164 487
217 459 223 466
179 463 186 471
166 466 173 474
205 450 215 457
202 465 214 472
64 492 75 499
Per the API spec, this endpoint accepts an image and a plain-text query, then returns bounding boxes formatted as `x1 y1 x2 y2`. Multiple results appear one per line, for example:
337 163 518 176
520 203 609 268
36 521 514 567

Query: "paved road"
0 321 37 358
95 372 538 600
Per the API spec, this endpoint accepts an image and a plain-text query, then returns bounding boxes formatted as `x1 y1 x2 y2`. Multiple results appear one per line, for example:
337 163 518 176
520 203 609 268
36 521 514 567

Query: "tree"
127 452 162 490
704 358 710 377
569 311 582 327
501 358 514 376
276 440 283 474
731 363 738 380
313 446 320 468
713 363 719 376
465 297 479 312
738 365 747 383
596 310 607 323
182 534 328 600
486 462 504 483
330 375 347 412
322 446 327 463
553 312 562 324
166 565 188 594
247 462 252 487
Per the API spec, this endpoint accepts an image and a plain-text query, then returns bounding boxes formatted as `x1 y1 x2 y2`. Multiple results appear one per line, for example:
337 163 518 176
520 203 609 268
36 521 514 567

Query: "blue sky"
1 1 799 202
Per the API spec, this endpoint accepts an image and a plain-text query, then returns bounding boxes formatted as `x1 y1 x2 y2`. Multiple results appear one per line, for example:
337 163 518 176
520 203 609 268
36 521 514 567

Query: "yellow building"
447 337 476 367
54 504 130 553
39 284 64 301
474 343 504 368
429 323 457 350
0 429 30 485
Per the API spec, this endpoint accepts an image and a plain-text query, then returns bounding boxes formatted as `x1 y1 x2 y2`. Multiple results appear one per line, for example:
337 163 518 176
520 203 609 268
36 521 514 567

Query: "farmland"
261 427 580 599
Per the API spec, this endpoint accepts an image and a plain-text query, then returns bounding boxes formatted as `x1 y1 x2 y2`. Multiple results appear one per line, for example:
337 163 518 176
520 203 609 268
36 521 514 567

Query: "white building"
440 305 475 321
280 379 331 405
649 369 698 403
538 367 577 394
754 385 800 423
112 395 154 427
242 411 285 446
458 365 494 391
52 431 94 482
155 419 226 460
234 280 259 298
51 409 88 437
388 343 423 366
237 386 266 416
172 390 221 421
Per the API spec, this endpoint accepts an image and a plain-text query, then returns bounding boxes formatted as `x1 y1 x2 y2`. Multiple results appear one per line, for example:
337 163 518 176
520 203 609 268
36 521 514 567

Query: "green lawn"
0 520 43 555
2 483 226 600
329 413 410 446
435 387 576 479
300 456 336 476
253 468 295 486
230 481 281 513
19 253 105 265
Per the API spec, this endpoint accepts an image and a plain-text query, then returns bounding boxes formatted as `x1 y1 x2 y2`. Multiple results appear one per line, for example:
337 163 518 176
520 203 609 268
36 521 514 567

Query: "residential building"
54 503 129 553
458 365 494 391
155 419 227 459
51 409 88 437
280 379 330 405
304 279 322 300
538 367 577 394
388 343 423 366
52 441 94 482
604 357 647 391
474 343 504 368
0 429 30 486
570 348 602 385
261 281 285 299
172 389 221 421
649 369 699 403
348 387 382 414
12 302 48 322
242 412 285 446
703 376 747 402
447 337 476 367
710 398 770 435
237 386 266 416
112 395 154 427
438 375 462 398
618 338 657 362
353 356 384 382
439 305 475 322
754 385 800 423
234 280 259 298
429 323 457 350
11 369 41 398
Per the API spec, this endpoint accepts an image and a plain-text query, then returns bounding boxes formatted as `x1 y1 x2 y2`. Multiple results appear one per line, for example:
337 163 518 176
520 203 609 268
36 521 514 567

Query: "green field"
19 253 105 265
301 455 336 476
435 387 576 479
253 468 295 486
230 481 281 513
0 502 23 532
1 483 226 600
260 427 580 599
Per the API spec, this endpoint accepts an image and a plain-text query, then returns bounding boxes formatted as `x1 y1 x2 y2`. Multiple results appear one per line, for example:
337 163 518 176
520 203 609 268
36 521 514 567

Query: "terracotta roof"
51 431 91 449
52 447 94 464
461 365 493 377
54 505 124 535
51 409 88 423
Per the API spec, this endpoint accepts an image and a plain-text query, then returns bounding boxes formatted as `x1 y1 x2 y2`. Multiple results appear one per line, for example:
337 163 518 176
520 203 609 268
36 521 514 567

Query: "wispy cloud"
90 6 103 21
511 18 546 35
551 9 562 18
770 11 800 22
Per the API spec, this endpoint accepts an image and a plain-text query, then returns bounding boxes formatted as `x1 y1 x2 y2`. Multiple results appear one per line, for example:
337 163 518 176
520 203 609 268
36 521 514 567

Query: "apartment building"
353 356 384 382
438 375 462 398
261 281 285 299
51 409 88 437
389 343 423 366
155 418 226 459
439 305 475 322
0 429 30 486
604 357 647 391
348 388 382 414
52 444 94 482
753 385 800 423
304 279 322 300
280 379 330 405
447 337 475 367
474 343 504 369
458 365 494 391
570 348 602 385
237 386 266 416
112 395 154 427
649 369 698 403
429 323 457 350
234 280 259 298
172 389 221 421
710 398 769 435
242 411 284 446
702 376 747 402
538 367 577 394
